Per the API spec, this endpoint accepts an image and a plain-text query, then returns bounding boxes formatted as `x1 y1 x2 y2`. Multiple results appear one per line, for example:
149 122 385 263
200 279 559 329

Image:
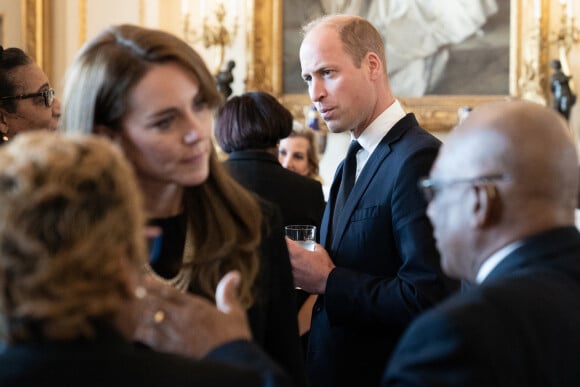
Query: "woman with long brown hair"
60 24 305 386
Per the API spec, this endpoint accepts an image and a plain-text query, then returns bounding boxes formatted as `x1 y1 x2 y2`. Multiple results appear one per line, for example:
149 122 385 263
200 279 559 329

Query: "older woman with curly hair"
0 131 290 386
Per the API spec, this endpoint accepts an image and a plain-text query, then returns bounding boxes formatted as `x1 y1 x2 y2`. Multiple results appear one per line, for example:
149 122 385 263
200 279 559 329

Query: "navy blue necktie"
333 140 361 233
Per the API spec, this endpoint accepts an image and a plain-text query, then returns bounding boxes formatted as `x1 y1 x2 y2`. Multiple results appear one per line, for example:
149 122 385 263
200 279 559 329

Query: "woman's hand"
132 271 252 358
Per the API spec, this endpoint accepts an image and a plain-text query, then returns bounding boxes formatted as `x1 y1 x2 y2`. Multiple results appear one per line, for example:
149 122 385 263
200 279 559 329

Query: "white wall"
0 1 22 48
49 0 248 99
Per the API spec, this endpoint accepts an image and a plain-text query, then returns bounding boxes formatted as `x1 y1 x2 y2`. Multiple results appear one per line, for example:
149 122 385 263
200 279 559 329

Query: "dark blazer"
225 149 326 360
224 150 326 231
383 226 580 387
308 114 458 387
0 325 291 387
247 200 308 387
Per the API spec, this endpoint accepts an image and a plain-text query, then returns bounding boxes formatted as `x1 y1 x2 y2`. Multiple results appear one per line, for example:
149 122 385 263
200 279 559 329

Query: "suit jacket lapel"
329 116 413 250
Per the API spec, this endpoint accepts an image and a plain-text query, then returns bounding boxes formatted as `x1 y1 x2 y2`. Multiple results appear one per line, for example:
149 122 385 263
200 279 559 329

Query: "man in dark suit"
287 15 458 387
383 100 580 386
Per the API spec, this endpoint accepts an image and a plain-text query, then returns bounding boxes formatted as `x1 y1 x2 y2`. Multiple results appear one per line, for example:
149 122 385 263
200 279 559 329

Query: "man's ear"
472 184 499 227
365 52 383 80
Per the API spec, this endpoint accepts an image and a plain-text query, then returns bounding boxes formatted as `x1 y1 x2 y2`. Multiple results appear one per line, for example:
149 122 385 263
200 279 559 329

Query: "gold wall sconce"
181 0 238 74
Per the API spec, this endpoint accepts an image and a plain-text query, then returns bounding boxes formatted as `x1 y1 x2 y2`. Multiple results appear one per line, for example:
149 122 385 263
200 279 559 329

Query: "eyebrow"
34 82 51 93
144 107 178 121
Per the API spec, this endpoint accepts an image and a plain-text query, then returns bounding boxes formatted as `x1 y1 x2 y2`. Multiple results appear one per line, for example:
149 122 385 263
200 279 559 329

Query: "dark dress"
0 323 291 386
149 200 307 387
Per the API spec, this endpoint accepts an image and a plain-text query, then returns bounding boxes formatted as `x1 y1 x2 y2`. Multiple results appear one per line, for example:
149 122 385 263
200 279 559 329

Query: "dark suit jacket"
0 325 291 387
247 200 308 387
225 150 326 358
225 150 326 230
383 226 580 387
309 114 458 387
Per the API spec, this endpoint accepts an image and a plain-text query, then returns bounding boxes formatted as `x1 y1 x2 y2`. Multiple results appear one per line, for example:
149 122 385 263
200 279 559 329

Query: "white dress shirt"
351 100 406 181
476 241 522 284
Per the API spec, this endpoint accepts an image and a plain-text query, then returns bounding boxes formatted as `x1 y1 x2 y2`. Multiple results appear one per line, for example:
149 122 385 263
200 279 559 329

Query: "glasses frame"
418 173 511 202
0 88 55 108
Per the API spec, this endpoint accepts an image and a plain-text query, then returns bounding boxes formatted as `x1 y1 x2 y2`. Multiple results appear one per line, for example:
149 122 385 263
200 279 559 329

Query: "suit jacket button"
314 305 322 313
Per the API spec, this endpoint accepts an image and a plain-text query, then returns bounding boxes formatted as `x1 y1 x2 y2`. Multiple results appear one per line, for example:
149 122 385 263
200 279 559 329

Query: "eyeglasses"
0 88 55 108
418 173 510 202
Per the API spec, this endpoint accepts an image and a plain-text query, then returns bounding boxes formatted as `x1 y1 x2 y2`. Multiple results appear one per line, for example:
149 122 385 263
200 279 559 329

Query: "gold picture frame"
22 0 53 80
246 0 551 132
0 15 4 46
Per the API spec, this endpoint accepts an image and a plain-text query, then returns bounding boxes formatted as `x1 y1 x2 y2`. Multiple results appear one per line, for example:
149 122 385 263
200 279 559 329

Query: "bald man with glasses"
383 100 580 386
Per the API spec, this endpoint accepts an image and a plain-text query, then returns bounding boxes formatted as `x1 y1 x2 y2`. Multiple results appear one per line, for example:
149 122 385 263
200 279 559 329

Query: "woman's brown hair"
60 24 261 307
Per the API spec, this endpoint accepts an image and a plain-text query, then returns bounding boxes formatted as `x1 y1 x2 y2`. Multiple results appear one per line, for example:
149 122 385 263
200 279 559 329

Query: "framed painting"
246 0 552 132
22 0 52 80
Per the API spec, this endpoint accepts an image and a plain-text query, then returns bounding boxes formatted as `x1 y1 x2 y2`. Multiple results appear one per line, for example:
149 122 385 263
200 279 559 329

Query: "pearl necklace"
145 226 194 292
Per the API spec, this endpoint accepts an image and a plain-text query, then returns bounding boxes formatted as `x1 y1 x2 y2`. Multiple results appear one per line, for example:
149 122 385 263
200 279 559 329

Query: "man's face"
425 153 475 280
299 26 375 137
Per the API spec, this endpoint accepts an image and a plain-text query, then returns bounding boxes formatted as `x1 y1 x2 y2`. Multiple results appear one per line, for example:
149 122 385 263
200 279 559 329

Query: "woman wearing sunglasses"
0 46 60 142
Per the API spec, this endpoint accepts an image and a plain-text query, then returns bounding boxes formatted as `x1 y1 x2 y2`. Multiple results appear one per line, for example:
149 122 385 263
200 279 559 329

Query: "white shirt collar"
353 99 406 156
476 241 523 284
350 100 406 179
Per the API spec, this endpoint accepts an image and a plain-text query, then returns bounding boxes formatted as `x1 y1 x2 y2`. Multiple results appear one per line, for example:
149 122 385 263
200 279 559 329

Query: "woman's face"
120 63 213 189
0 64 56 137
279 136 311 176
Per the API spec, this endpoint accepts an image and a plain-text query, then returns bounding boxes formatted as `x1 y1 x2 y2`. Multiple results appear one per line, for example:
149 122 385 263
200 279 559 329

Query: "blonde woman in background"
278 126 326 353
279 128 323 183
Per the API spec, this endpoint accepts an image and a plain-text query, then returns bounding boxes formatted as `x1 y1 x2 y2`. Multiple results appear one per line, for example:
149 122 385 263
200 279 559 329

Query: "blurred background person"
215 91 325 228
215 91 326 354
0 46 61 142
60 25 305 387
383 100 580 386
278 126 325 348
279 127 323 183
0 131 291 386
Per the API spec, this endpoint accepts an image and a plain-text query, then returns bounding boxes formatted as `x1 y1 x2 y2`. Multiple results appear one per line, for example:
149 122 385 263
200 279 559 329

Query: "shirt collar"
352 99 406 154
476 241 523 284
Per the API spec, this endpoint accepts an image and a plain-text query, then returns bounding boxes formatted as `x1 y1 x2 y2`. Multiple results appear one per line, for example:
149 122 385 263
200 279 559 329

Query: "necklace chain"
145 225 194 292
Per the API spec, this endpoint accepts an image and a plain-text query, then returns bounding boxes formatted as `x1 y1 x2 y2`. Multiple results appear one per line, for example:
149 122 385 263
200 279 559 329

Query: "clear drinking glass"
284 225 317 251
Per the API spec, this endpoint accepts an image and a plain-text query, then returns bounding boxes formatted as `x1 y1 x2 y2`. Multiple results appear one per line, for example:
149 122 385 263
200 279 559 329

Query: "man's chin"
325 121 348 134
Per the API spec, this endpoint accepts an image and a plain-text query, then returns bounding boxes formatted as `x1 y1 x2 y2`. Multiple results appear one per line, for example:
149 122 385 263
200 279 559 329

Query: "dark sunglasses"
0 88 55 108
